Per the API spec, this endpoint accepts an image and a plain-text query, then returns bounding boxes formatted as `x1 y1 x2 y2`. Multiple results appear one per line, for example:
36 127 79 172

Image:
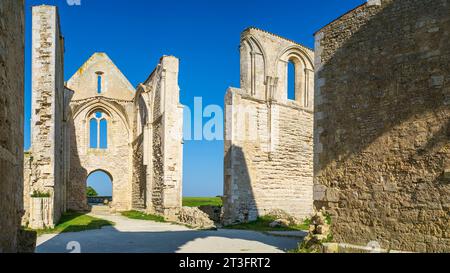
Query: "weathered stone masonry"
63 53 183 216
223 28 315 224
23 5 69 229
66 53 136 212
135 56 184 218
0 0 25 253
314 0 450 252
23 6 184 228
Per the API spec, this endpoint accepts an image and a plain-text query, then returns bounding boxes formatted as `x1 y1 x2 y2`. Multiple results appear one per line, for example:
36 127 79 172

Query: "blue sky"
24 0 366 197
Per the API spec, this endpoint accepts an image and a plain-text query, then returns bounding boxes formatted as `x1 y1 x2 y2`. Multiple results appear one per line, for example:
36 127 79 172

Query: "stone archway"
86 170 113 206
68 99 132 212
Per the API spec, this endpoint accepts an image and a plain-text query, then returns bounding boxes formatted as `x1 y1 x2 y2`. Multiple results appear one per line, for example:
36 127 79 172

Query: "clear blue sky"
24 0 365 197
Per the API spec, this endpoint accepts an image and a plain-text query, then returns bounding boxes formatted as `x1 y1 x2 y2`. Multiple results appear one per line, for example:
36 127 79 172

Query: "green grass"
121 210 166 222
33 212 114 236
224 215 310 232
182 197 223 207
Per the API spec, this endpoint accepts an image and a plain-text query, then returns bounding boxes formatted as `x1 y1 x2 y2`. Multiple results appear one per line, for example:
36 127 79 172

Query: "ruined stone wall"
130 95 149 210
26 5 66 228
22 153 32 225
23 7 183 219
314 0 450 252
68 98 134 211
0 0 25 253
138 56 184 218
131 134 147 209
223 28 314 224
66 53 136 212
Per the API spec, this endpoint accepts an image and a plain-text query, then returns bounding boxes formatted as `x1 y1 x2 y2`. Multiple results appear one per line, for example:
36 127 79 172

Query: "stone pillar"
29 5 65 228
160 56 184 219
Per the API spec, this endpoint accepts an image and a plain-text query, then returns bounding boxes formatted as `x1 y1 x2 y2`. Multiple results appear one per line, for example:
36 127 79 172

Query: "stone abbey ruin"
23 5 184 229
223 28 315 224
1 0 449 253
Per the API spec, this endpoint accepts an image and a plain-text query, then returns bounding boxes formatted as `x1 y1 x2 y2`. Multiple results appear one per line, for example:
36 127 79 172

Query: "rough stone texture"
23 7 184 226
136 56 184 218
266 209 301 226
176 207 216 229
58 53 182 215
17 230 37 253
314 0 450 252
67 53 135 212
0 0 25 253
269 219 290 228
198 206 223 223
22 153 32 226
301 210 331 252
24 5 69 229
223 28 315 225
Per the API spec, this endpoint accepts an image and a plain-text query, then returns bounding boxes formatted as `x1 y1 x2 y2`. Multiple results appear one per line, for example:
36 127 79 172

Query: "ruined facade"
223 28 315 224
0 0 25 253
23 5 183 229
314 0 450 252
134 56 184 218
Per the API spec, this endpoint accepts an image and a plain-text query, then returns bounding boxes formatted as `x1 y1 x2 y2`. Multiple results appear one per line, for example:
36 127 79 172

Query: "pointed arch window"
96 71 104 94
89 111 108 149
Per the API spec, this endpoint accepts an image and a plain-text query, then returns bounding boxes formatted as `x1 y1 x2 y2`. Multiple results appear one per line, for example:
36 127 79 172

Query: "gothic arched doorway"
86 170 113 206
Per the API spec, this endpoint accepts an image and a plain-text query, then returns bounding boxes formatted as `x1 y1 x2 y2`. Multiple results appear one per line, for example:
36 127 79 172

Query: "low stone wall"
322 243 410 254
29 197 54 229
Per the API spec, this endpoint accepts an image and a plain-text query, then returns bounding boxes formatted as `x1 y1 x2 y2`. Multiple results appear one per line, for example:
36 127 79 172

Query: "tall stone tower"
26 5 70 228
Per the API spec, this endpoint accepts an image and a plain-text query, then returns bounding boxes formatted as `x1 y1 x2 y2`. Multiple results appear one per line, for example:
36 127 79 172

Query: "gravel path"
36 213 302 253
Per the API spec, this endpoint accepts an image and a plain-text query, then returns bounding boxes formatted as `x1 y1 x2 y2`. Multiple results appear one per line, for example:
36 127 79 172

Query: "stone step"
90 205 111 215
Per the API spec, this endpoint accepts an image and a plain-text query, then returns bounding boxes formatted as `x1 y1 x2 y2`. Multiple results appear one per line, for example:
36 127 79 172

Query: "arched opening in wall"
89 111 108 149
86 170 113 206
137 96 148 136
96 71 104 94
287 61 296 101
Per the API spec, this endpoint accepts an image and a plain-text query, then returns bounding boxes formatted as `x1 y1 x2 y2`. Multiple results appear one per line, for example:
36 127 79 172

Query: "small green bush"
31 191 51 198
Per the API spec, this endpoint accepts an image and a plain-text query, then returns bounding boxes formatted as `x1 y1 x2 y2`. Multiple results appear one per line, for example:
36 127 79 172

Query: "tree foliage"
86 186 98 197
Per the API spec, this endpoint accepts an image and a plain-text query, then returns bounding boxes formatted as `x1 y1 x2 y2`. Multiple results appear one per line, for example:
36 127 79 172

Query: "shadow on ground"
36 223 302 253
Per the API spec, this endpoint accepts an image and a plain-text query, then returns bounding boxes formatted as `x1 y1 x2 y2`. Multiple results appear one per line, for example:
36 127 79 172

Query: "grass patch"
182 197 223 207
121 210 166 222
33 212 114 236
224 215 310 232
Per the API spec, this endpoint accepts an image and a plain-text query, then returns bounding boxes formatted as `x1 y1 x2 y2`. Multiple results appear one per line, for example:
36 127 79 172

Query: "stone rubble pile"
176 207 216 230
